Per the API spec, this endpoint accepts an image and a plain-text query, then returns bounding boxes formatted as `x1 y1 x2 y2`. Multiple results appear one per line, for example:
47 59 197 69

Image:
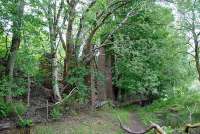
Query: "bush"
13 102 27 116
0 77 27 97
0 100 27 119
17 119 33 128
137 91 200 130
0 101 9 118
50 106 62 120
65 66 89 104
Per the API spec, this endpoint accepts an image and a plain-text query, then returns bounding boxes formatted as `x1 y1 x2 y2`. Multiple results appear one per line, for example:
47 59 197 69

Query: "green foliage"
0 77 27 97
50 106 63 120
0 77 10 96
0 100 26 118
0 101 10 118
17 119 33 128
137 90 200 131
162 126 174 134
13 101 27 116
0 1 196 132
112 4 191 99
66 66 89 103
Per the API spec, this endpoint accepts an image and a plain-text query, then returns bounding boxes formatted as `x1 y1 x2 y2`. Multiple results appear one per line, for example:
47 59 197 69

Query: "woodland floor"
0 106 145 134
130 113 145 133
0 86 146 134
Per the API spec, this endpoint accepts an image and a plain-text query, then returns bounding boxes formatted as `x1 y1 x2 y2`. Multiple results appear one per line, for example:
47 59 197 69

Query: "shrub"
50 106 62 120
0 100 27 118
0 102 9 118
65 66 89 104
17 119 33 128
137 91 200 130
13 102 27 116
0 77 27 97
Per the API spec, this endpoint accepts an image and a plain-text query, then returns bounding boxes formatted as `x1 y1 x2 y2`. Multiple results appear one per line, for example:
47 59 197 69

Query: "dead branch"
118 116 166 134
185 123 200 133
35 87 78 110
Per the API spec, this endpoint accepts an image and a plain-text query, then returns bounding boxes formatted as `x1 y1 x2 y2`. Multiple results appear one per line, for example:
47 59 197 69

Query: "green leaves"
17 119 33 128
0 102 9 118
112 4 190 98
65 66 89 103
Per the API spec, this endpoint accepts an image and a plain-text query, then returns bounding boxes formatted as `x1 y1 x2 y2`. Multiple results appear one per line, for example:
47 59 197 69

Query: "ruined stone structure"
96 47 114 101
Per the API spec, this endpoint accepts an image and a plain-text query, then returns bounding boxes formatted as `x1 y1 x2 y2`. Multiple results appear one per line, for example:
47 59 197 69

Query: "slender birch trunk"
52 52 62 101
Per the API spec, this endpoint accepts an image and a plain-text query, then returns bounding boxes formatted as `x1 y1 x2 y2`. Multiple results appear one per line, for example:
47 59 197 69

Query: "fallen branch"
35 87 78 110
185 123 200 133
55 87 78 105
95 101 116 109
118 116 166 134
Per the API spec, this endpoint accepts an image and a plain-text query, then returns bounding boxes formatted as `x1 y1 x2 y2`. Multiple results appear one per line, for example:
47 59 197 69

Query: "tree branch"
54 0 64 26
118 116 166 134
82 0 133 60
75 0 97 46
82 8 139 63
185 123 200 133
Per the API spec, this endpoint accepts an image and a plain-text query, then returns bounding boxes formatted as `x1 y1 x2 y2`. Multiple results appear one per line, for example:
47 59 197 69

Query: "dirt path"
0 108 146 134
130 113 145 133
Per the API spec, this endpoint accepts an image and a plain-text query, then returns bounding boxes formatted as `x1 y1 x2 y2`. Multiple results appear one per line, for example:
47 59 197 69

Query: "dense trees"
1 0 25 102
173 0 200 82
0 0 195 126
111 4 189 101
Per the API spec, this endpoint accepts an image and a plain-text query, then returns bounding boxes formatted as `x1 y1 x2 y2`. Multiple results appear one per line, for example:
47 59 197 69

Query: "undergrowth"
136 90 200 133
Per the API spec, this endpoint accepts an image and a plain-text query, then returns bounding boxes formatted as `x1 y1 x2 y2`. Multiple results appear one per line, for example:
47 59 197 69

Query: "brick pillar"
105 54 113 100
97 47 107 101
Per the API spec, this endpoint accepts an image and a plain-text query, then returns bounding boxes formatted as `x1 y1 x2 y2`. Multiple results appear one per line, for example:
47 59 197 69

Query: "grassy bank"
136 91 200 133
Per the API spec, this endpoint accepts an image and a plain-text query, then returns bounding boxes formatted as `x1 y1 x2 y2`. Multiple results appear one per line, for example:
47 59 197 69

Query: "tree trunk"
191 10 200 82
6 0 24 102
193 34 200 81
63 0 76 81
52 53 62 101
63 55 68 81
50 27 61 101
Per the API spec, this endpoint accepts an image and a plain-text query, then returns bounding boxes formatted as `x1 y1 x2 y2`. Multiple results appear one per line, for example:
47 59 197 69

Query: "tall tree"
6 0 25 102
111 4 189 100
36 0 66 101
175 0 200 81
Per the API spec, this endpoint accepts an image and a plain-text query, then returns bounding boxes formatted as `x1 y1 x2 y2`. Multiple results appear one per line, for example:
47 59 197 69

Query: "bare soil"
130 113 145 133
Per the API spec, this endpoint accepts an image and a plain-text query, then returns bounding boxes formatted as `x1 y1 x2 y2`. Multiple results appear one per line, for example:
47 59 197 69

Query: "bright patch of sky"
157 0 196 54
